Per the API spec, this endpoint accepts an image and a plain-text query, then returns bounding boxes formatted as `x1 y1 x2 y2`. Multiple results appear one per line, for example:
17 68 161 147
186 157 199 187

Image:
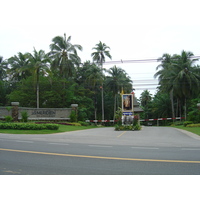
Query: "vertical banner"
122 94 133 115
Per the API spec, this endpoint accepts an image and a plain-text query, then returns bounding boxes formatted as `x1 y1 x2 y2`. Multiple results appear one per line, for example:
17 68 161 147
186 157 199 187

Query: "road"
1 126 200 175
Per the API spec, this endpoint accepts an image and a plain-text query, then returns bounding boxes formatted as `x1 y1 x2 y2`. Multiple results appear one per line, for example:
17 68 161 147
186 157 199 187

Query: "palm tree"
154 51 200 120
86 62 104 120
91 41 112 120
140 90 152 120
0 56 8 80
106 66 132 119
26 48 50 108
7 52 31 81
49 33 82 78
154 53 176 120
172 51 200 119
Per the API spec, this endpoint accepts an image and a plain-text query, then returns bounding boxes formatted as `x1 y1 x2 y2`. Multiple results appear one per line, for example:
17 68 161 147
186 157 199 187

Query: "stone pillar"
11 102 19 122
71 104 78 122
197 103 200 111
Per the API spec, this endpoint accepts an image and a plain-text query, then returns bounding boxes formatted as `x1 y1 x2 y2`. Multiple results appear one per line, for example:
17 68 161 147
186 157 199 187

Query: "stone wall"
0 107 72 120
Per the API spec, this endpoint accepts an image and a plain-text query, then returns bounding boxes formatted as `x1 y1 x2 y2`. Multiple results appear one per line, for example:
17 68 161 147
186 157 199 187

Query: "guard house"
133 95 143 115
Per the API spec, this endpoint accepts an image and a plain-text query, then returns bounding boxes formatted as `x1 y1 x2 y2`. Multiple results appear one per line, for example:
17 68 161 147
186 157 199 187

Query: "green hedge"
0 123 59 130
187 123 200 127
115 124 141 131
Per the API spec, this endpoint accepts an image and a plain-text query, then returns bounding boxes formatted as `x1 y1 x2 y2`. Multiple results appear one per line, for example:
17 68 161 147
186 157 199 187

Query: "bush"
183 121 193 127
70 110 77 122
4 116 13 122
187 123 200 127
115 124 141 131
0 123 59 130
21 111 29 122
78 121 89 126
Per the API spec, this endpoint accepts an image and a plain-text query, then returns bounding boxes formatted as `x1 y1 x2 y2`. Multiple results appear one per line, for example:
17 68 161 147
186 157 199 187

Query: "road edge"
174 128 200 141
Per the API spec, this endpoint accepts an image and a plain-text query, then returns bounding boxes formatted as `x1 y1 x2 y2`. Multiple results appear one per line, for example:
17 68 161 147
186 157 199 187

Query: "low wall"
0 107 72 120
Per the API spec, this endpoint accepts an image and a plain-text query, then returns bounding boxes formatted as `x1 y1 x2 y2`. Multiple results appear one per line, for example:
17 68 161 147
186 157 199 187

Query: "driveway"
1 126 200 147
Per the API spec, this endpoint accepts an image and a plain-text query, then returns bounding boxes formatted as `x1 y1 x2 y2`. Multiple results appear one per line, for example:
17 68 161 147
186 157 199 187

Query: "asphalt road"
1 126 200 175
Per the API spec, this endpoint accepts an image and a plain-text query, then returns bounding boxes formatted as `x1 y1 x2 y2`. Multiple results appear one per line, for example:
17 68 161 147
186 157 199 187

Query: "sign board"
122 94 133 114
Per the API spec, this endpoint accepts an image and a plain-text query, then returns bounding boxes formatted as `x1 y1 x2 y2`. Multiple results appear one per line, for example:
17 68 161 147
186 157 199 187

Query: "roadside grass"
0 124 98 134
173 126 200 136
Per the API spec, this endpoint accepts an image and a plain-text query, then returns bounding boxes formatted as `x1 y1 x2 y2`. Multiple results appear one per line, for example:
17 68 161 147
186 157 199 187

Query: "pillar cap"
71 104 78 107
11 102 19 106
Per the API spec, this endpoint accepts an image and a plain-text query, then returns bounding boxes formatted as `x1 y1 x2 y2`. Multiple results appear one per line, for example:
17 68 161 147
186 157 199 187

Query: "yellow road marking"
1 148 200 164
117 131 127 138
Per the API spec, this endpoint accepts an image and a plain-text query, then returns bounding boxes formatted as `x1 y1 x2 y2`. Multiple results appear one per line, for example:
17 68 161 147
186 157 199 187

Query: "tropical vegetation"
140 50 200 125
0 34 133 122
1 34 200 125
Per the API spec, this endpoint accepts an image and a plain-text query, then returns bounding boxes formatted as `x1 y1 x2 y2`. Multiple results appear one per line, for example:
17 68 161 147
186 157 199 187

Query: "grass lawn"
173 126 200 136
0 124 98 134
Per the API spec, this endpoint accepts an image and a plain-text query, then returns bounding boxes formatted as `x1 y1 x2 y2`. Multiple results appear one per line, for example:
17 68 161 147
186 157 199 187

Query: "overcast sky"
1 0 200 98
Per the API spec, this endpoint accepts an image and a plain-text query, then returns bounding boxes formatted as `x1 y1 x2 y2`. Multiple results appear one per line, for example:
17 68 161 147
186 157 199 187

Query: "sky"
1 0 200 98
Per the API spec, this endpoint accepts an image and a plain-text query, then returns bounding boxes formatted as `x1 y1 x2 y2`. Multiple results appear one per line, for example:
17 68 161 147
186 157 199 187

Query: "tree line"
1 33 200 122
140 50 200 124
0 34 133 121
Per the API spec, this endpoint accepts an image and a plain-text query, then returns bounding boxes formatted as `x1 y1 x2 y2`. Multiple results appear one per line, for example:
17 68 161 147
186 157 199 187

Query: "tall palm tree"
26 48 50 108
91 41 112 120
106 65 132 119
140 90 152 119
154 53 176 120
86 62 104 120
7 52 31 81
172 51 200 119
154 51 200 120
49 33 82 78
0 56 8 80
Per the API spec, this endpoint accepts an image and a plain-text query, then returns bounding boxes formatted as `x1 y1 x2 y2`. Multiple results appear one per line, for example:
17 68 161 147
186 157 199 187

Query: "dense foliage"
140 51 200 124
0 34 133 121
1 34 200 124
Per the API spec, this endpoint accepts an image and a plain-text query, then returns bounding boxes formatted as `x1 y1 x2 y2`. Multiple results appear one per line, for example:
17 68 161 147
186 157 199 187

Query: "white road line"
49 143 69 145
89 145 113 148
15 140 33 143
131 147 159 150
181 148 200 151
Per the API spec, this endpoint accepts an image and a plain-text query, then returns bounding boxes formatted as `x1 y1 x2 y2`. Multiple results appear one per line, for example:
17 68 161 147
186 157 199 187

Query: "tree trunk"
36 70 39 108
170 89 175 122
113 94 117 121
184 97 187 120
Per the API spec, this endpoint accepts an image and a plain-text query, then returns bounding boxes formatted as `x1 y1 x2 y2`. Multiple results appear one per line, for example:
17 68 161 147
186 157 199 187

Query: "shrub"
21 111 29 122
183 121 193 127
134 124 141 130
0 123 59 130
70 110 77 122
187 123 200 127
78 121 89 126
114 124 141 131
4 116 13 122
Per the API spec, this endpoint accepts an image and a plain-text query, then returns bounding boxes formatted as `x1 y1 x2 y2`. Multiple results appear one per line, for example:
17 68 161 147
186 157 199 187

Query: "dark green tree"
91 41 112 120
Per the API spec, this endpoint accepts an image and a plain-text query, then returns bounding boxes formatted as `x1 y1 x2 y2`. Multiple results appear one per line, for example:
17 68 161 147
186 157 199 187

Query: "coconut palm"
91 41 112 67
49 33 82 78
0 56 8 80
91 41 112 120
7 52 31 81
26 48 50 108
154 51 200 120
172 51 200 119
106 66 132 119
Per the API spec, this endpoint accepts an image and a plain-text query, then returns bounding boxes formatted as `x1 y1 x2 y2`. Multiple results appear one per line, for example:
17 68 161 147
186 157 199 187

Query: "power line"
102 55 200 65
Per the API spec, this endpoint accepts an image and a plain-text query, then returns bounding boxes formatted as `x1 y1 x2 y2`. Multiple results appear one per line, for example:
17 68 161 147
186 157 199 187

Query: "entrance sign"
122 94 133 113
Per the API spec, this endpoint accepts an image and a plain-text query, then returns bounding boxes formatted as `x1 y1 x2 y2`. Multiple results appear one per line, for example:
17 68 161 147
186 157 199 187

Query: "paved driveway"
1 126 200 147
